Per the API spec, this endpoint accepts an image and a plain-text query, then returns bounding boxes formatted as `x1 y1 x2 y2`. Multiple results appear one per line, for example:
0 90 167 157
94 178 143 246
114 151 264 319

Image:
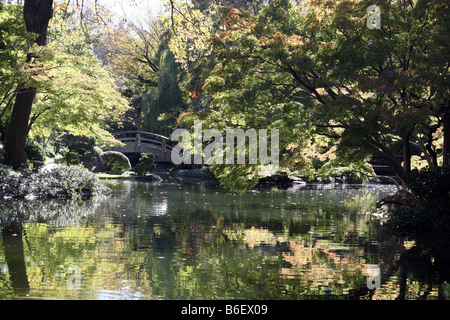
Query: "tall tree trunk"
3 0 53 169
3 89 36 169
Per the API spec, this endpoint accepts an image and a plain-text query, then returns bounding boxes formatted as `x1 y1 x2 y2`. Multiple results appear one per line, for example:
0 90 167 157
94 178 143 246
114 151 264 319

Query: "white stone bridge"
104 131 174 163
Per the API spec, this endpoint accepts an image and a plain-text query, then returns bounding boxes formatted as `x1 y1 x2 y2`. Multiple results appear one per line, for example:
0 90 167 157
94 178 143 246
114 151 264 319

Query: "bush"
0 164 23 197
100 151 131 174
54 132 96 165
390 166 450 245
133 153 155 176
404 166 450 204
30 164 108 198
56 132 96 154
25 138 47 162
0 164 108 199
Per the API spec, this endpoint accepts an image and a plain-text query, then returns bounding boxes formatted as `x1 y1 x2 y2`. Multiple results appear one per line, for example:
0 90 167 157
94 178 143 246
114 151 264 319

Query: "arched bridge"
104 131 174 163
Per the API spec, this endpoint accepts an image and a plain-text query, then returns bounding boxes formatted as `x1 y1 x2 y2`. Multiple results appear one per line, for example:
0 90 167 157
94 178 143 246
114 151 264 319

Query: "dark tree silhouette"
3 0 53 169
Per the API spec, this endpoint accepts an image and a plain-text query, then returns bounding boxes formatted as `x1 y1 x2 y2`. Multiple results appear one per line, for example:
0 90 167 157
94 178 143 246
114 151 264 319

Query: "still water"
0 181 442 300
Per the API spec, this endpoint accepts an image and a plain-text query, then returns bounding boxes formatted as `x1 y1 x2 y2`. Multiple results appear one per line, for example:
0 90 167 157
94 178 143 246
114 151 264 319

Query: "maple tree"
28 2 129 146
167 0 450 190
2 0 53 169
0 1 129 167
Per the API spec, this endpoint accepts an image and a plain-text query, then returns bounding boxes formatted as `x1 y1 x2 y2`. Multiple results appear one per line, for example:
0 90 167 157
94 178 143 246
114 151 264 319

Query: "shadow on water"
0 197 103 298
0 181 447 300
1 221 29 295
391 235 450 300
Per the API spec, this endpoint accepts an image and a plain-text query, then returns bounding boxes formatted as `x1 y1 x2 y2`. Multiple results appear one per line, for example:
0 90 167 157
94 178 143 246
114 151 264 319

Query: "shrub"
100 151 131 174
54 132 96 165
65 150 82 165
404 166 450 204
1 164 108 199
25 138 47 162
133 153 155 176
30 164 108 198
390 166 450 245
0 164 23 197
56 132 96 154
81 151 105 172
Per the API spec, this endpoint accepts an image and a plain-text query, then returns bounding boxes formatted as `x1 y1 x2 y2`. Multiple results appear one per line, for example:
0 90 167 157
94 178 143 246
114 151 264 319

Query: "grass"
96 173 136 179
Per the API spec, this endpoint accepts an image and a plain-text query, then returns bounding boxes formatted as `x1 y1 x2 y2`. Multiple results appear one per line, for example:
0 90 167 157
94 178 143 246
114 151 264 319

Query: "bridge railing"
112 131 174 155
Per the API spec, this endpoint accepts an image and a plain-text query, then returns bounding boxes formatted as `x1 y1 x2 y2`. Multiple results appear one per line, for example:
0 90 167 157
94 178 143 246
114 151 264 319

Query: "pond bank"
97 172 162 182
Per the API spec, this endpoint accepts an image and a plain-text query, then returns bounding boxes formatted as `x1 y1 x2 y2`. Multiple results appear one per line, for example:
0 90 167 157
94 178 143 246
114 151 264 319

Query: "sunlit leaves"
97 11 164 94
0 3 33 117
164 0 449 191
163 0 216 71
22 3 130 145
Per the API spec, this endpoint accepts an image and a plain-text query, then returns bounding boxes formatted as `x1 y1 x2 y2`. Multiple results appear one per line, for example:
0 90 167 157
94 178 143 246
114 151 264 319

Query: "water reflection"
0 181 445 299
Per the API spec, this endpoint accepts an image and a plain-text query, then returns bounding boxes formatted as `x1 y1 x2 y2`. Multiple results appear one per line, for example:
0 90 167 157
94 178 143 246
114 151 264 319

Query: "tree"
2 0 55 165
1 1 130 165
3 0 53 169
27 2 129 146
141 44 186 136
0 3 32 127
97 6 187 136
306 0 450 179
97 15 163 95
167 0 449 190
132 152 155 176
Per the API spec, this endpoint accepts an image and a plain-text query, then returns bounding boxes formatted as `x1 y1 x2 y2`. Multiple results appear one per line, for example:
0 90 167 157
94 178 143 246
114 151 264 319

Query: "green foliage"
442 282 450 300
30 164 108 198
133 153 155 176
3 0 447 193
209 165 262 194
0 2 130 150
100 151 131 174
0 164 107 199
316 158 375 183
0 163 23 197
390 166 450 244
25 138 47 162
141 48 185 136
165 0 450 192
404 166 450 204
28 3 129 145
57 133 96 154
0 4 31 91
54 132 96 165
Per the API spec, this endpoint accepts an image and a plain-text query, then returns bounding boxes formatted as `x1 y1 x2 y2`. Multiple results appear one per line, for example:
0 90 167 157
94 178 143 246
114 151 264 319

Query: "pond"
0 180 444 300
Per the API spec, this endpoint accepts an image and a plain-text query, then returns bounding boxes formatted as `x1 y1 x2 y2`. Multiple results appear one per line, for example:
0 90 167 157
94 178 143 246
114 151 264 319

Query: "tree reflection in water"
0 181 447 299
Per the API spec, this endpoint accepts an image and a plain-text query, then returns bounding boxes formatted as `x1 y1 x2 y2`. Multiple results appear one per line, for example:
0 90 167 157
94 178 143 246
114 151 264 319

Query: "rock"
377 190 419 211
256 172 304 188
136 174 163 183
171 168 219 185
